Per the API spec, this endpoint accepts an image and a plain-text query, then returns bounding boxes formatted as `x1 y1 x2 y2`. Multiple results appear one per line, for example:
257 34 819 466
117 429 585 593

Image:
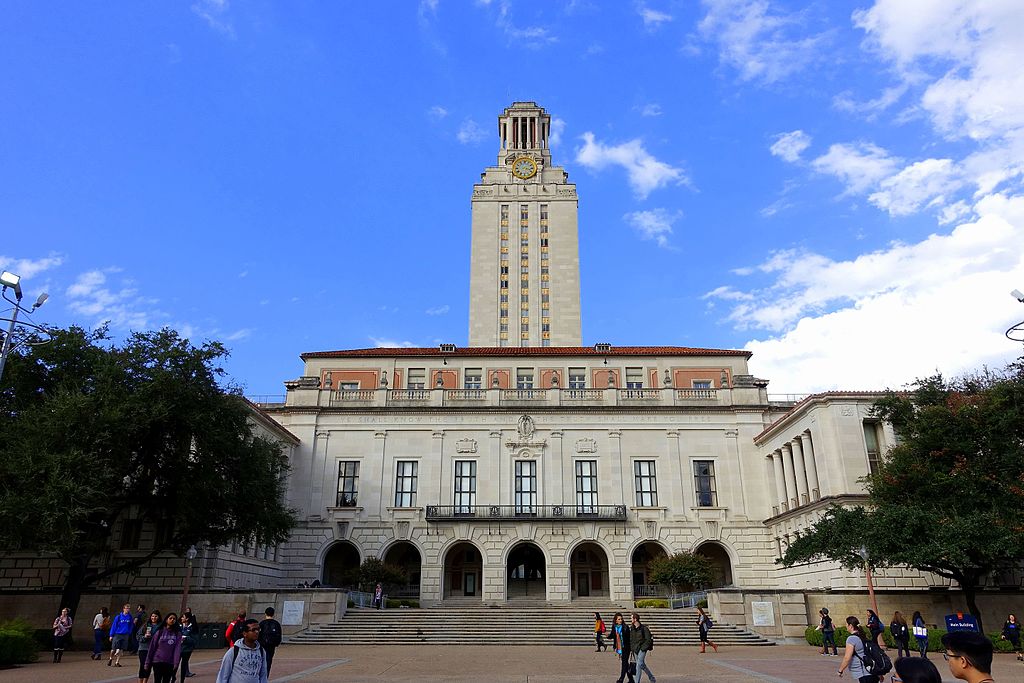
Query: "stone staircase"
290 607 775 646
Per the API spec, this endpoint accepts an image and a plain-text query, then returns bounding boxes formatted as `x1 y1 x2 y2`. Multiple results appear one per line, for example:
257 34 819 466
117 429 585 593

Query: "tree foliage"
356 557 408 589
648 552 715 592
781 360 1024 630
0 326 297 615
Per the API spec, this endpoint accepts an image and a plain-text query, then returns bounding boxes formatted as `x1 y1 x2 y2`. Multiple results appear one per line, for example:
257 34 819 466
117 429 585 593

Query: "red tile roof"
300 345 753 360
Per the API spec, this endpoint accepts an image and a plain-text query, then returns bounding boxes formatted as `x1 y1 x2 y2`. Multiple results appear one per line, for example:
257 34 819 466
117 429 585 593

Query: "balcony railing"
425 504 627 522
325 386 726 408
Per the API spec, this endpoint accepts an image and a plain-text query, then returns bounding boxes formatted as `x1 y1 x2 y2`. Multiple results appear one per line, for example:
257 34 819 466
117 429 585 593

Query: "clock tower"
468 102 582 347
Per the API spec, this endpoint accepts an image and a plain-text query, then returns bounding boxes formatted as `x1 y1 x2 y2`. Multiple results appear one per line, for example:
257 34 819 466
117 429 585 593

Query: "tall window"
464 369 482 390
395 461 418 507
575 460 598 513
625 367 643 389
693 460 718 506
407 368 425 390
454 460 477 513
693 380 712 389
516 368 534 389
634 460 658 507
514 460 537 514
863 422 883 474
337 461 359 507
568 368 586 389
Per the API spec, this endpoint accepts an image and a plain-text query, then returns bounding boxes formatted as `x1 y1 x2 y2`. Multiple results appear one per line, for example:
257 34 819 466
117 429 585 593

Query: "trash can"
197 623 225 649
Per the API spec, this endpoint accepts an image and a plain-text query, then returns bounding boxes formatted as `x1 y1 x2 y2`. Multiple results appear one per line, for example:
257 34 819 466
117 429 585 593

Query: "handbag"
912 625 927 637
627 661 637 676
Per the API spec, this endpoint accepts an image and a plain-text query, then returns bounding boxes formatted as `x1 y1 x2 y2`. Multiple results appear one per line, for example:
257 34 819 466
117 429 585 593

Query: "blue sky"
2 0 1022 396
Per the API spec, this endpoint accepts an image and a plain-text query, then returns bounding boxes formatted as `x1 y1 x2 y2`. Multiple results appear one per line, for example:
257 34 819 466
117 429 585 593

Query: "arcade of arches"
322 540 359 587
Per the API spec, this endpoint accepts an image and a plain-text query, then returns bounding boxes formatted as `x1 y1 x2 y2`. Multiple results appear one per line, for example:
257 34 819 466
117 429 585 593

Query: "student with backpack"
911 611 929 658
837 615 892 682
629 613 656 683
225 612 247 648
696 606 718 653
216 618 268 683
594 612 608 652
258 607 283 675
818 607 838 656
890 611 911 658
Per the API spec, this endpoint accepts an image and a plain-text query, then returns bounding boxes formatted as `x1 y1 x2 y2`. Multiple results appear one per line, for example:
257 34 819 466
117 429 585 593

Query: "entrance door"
464 572 476 596
577 572 590 597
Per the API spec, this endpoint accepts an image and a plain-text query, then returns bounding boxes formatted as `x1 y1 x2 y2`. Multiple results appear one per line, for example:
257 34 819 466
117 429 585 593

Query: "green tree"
0 326 297 617
648 552 715 593
781 361 1024 631
357 557 408 590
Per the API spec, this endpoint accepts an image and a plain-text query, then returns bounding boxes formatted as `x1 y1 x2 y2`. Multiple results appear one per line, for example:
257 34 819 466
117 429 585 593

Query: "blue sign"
945 613 979 632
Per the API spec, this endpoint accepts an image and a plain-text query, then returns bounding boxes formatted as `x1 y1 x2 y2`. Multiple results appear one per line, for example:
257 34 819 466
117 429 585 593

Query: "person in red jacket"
225 612 247 648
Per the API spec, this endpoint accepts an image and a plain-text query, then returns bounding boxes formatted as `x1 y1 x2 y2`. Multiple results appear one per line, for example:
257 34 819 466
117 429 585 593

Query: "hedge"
385 599 420 608
804 626 1016 653
0 619 39 665
634 599 669 608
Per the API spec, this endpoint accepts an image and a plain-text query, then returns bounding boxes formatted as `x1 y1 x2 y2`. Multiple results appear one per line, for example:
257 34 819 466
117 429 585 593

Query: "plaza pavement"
2 644 1021 682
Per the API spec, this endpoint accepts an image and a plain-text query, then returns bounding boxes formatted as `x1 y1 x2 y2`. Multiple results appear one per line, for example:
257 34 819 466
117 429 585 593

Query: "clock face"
512 157 537 179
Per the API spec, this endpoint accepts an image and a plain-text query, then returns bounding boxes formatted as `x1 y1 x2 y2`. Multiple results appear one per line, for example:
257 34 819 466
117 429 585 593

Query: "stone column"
490 430 504 505
667 429 688 516
800 432 821 500
770 452 787 514
781 444 798 510
790 438 809 506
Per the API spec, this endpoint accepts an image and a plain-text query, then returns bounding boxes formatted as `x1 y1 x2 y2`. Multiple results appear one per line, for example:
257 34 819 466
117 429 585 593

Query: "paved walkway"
3 644 1021 682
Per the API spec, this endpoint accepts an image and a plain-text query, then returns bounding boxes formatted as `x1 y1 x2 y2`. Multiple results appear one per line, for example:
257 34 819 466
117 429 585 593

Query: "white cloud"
639 103 663 117
575 132 688 199
769 130 811 162
938 199 972 225
638 5 673 29
698 0 829 84
427 106 448 120
868 158 962 216
549 117 566 147
371 337 417 348
624 209 681 248
494 1 557 48
425 305 450 316
224 328 253 341
456 119 488 145
706 193 1024 393
832 84 908 118
65 269 164 330
811 142 901 195
0 254 64 280
191 0 235 38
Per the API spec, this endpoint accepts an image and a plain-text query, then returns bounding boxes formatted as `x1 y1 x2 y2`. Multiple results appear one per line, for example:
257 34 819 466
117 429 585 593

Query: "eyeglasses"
890 676 902 683
245 627 261 633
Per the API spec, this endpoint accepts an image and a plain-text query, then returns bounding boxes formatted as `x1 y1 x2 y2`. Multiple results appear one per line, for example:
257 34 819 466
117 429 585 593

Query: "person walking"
911 611 929 658
109 603 135 667
818 608 839 656
137 610 162 683
373 582 383 610
93 606 110 660
611 613 634 683
594 612 608 652
1000 613 1021 662
179 612 198 680
893 657 943 683
866 609 885 649
258 607 283 675
629 612 656 683
696 606 718 653
216 618 268 683
891 611 911 658
52 607 73 663
146 613 183 683
226 612 247 648
130 604 147 654
836 615 879 683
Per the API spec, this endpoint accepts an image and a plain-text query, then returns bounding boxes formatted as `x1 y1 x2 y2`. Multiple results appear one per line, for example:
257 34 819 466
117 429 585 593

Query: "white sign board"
281 600 304 626
751 601 775 627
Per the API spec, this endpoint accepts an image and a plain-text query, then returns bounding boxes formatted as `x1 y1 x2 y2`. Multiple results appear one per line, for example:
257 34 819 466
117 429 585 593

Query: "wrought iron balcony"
425 504 627 522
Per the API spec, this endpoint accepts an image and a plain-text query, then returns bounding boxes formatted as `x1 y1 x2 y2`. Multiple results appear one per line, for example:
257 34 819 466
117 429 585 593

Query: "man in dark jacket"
629 613 656 683
258 607 283 675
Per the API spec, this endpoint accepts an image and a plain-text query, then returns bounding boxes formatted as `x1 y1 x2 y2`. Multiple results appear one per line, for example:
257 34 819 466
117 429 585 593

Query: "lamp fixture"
0 271 22 301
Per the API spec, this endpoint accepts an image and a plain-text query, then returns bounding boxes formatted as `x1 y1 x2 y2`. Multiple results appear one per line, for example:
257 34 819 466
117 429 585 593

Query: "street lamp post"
855 545 880 616
0 270 49 381
180 545 198 615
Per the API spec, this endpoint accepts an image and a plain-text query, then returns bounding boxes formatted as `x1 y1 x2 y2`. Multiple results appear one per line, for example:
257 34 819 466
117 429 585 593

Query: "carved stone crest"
575 438 597 454
506 415 546 451
456 438 478 454
517 415 535 438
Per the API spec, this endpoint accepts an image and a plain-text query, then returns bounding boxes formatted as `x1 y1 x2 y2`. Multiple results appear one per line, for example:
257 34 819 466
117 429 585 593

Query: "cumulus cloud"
0 254 64 280
65 269 164 330
638 103 663 117
638 5 673 29
706 193 1024 393
427 106 448 120
456 119 488 145
698 0 829 84
624 209 681 248
575 132 688 199
868 158 963 216
769 130 812 162
549 117 566 147
811 142 902 195
494 1 557 48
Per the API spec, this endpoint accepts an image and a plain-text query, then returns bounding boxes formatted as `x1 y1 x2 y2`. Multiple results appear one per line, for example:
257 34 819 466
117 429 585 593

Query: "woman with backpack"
837 615 879 683
1000 613 1022 661
594 612 608 652
865 609 885 648
696 606 718 653
818 607 838 656
911 611 929 658
890 611 911 658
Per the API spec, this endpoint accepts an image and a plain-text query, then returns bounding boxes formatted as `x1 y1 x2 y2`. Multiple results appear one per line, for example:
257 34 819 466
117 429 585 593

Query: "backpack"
259 619 282 648
857 637 893 675
821 615 834 632
704 616 714 630
645 625 655 651
225 643 266 682
226 619 245 645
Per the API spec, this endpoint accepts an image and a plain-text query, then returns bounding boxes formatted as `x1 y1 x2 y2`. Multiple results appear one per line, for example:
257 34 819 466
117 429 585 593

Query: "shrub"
634 599 669 608
347 599 355 608
803 626 1014 653
696 599 708 609
0 619 39 665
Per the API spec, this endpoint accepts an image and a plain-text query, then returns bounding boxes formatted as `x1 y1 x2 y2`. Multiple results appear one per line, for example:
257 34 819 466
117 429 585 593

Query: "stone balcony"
424 504 628 522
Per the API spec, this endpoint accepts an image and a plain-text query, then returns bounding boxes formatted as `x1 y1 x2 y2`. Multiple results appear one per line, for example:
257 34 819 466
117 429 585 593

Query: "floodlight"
0 271 22 300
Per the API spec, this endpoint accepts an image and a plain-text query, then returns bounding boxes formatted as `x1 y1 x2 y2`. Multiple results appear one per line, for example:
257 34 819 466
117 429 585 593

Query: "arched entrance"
383 541 422 598
569 542 609 599
631 542 668 598
443 542 482 600
695 541 733 587
322 541 360 587
507 541 546 599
